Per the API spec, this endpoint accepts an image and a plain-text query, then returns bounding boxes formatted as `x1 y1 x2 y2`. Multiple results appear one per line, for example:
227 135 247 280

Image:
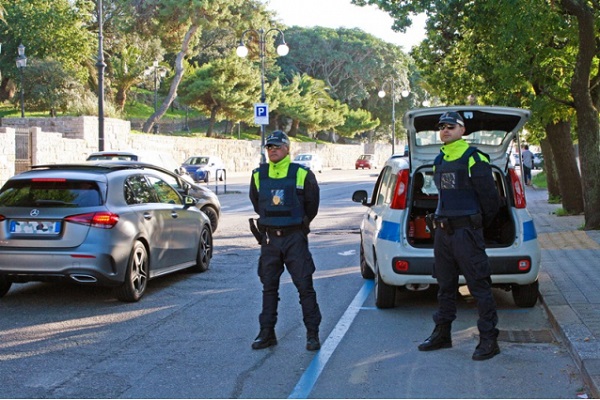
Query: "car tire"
204 172 210 183
512 280 539 307
375 261 396 308
114 241 149 302
360 242 375 279
201 206 219 233
0 276 12 297
190 224 213 273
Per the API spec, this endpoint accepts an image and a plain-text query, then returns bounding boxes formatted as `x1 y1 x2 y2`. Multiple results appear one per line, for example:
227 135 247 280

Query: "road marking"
288 280 374 399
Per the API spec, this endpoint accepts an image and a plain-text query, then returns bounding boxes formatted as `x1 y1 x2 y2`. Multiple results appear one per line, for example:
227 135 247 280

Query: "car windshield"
0 179 103 207
295 155 312 161
186 157 209 165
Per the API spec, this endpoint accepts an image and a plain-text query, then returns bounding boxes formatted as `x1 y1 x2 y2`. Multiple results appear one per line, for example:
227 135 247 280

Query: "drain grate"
498 329 555 343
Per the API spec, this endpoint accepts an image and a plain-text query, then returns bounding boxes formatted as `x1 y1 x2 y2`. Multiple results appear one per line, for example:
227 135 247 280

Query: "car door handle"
143 212 152 220
171 212 179 218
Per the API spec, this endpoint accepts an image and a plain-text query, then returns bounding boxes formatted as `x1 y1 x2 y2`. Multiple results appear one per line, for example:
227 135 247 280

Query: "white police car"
352 106 541 308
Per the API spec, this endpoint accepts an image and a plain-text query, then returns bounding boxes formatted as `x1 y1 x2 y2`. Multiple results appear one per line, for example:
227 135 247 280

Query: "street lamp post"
15 44 27 118
153 60 159 134
378 79 409 155
236 27 289 163
96 0 106 151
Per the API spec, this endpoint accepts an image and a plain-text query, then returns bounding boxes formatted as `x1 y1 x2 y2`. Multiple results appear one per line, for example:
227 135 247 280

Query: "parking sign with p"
254 103 269 125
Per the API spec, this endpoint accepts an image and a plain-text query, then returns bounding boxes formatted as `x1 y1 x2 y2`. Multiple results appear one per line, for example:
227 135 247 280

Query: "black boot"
472 331 500 361
306 330 321 351
418 323 452 351
251 328 277 350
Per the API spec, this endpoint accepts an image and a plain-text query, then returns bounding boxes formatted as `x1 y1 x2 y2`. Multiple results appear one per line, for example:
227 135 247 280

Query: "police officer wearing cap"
249 130 322 351
418 111 501 361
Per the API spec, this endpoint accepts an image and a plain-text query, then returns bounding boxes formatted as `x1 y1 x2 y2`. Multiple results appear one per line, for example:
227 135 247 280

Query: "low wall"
0 116 400 186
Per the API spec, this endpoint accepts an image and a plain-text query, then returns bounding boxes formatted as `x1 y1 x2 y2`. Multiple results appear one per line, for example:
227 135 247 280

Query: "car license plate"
9 220 62 235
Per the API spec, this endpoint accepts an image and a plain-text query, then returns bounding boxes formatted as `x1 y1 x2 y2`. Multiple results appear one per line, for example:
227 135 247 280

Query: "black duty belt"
263 225 302 237
434 215 475 230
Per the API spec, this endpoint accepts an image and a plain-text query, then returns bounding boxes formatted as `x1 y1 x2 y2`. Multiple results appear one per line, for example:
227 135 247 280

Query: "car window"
148 169 182 191
373 166 394 206
147 176 182 205
124 175 157 205
0 179 103 207
415 129 509 147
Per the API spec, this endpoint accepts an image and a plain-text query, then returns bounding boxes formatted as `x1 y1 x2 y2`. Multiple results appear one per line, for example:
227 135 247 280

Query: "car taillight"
509 169 526 209
65 212 119 229
390 169 410 210
0 215 5 222
31 178 67 182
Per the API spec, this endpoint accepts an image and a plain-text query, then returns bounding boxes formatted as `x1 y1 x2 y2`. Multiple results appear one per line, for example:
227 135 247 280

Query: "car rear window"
0 179 103 207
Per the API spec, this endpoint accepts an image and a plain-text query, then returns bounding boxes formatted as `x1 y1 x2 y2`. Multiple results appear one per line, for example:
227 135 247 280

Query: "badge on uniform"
440 172 457 189
271 189 285 206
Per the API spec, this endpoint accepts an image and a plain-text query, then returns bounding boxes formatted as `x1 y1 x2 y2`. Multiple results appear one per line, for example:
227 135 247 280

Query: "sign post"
254 103 269 163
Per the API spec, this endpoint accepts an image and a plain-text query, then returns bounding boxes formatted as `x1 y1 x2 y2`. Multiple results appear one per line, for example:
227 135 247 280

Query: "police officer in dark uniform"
418 112 501 361
249 130 322 351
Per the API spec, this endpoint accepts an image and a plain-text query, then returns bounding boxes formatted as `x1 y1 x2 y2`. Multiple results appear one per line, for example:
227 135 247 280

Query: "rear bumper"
0 250 127 286
380 255 540 287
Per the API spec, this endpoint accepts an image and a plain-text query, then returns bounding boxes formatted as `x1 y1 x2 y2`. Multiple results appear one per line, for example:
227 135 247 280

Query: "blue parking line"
288 280 374 399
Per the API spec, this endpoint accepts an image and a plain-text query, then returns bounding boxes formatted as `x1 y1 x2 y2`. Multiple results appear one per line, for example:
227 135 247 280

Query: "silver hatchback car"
353 106 541 309
0 163 213 302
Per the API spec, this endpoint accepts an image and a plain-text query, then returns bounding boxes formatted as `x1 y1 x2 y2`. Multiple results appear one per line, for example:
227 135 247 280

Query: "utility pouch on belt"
249 218 263 245
425 213 436 232
469 213 483 229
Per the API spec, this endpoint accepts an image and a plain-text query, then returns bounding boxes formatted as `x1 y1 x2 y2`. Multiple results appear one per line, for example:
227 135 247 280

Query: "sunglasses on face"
265 144 282 150
438 124 458 131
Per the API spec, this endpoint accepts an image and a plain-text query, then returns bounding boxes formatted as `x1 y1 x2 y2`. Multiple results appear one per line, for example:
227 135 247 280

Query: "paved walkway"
527 185 600 398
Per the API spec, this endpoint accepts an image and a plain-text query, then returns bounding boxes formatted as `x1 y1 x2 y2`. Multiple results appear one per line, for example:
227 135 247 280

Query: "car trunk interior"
407 166 516 248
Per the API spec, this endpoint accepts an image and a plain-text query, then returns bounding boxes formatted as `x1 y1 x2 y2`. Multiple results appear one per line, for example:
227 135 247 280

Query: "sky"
259 0 427 51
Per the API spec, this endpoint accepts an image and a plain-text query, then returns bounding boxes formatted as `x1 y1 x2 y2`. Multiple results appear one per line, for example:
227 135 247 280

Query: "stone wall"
0 116 400 186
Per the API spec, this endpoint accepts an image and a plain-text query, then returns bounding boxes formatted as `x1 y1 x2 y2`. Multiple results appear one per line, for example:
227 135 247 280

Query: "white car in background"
352 106 541 309
293 153 323 173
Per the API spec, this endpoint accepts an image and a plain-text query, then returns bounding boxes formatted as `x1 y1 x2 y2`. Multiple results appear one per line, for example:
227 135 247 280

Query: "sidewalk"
527 185 600 398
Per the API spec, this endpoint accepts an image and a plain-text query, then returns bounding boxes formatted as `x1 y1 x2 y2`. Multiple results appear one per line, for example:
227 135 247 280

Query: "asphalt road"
0 168 586 398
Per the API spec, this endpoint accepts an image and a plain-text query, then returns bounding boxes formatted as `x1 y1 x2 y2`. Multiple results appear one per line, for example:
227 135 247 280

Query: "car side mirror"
352 190 369 206
183 195 197 208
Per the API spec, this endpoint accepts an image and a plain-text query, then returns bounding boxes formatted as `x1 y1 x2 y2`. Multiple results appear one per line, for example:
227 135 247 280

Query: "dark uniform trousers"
433 224 498 339
258 230 322 331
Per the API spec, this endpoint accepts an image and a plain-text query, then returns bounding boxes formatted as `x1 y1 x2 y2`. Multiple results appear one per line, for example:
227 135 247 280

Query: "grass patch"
0 96 328 145
548 195 562 204
554 208 569 216
532 171 547 189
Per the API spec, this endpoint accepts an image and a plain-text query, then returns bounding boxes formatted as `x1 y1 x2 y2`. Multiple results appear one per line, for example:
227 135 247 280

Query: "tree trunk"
142 23 199 134
288 119 300 137
544 121 583 214
539 138 560 200
115 87 126 112
560 0 600 229
206 106 218 137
